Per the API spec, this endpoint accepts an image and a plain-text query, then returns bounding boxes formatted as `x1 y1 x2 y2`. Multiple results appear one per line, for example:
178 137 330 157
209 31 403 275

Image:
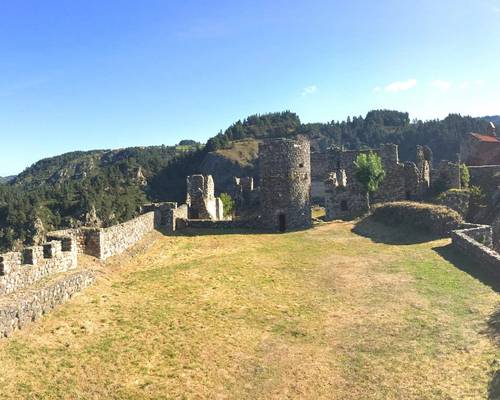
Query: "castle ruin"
321 143 459 220
186 174 224 220
259 137 312 231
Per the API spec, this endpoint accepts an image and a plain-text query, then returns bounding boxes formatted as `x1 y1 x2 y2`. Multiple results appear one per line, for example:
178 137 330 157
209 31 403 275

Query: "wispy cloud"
302 85 318 96
493 6 500 13
372 86 381 94
431 80 452 92
458 80 485 90
384 79 417 93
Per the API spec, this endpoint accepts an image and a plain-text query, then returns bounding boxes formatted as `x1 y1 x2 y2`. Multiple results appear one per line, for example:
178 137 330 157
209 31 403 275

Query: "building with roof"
460 123 500 166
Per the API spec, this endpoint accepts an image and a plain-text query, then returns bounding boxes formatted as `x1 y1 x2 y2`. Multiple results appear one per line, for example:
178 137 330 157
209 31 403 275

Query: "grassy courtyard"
0 221 499 399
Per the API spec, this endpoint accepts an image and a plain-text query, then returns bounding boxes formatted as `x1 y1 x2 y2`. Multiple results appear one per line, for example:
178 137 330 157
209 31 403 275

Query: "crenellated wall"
48 212 157 260
0 237 77 295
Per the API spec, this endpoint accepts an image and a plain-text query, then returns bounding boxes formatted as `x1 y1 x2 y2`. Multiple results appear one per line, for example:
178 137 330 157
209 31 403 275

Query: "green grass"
0 221 498 399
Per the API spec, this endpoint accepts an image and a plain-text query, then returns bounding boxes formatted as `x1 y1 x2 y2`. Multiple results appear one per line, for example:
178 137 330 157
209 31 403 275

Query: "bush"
370 201 463 236
219 193 235 218
460 164 470 188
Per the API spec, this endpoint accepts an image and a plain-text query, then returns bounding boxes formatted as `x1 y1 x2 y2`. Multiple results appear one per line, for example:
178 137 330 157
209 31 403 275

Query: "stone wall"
0 270 95 338
165 204 189 232
0 237 77 295
451 225 500 274
49 212 157 260
468 165 500 199
436 190 470 217
460 133 500 166
183 219 259 230
48 228 101 258
432 161 461 191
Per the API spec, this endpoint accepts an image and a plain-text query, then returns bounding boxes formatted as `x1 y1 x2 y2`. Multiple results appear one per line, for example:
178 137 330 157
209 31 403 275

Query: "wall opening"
278 214 287 232
340 200 348 211
190 209 199 219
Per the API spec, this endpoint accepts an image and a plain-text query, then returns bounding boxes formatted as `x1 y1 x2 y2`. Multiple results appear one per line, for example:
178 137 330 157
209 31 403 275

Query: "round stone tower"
259 137 311 232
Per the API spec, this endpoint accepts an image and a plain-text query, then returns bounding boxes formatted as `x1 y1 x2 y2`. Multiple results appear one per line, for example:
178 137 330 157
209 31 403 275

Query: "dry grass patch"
0 222 498 399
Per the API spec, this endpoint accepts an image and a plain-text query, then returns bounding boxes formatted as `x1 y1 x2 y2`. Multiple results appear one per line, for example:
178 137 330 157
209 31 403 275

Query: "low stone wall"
451 224 500 273
183 218 259 230
0 238 77 295
436 190 470 217
49 212 157 260
0 270 95 338
99 212 155 260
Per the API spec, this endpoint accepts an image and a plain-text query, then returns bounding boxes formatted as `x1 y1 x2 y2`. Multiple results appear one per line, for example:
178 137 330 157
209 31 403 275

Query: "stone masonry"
259 137 312 231
324 144 433 220
186 175 224 220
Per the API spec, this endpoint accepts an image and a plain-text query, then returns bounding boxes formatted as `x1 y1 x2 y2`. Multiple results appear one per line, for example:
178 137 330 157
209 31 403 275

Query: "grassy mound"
370 201 463 236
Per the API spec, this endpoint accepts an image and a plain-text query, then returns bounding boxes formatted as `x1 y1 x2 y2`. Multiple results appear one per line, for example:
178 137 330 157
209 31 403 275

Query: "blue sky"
0 0 499 175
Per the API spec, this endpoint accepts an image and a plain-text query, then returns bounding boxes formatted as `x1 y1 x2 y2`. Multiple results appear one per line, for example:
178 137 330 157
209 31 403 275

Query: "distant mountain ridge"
483 115 500 125
0 176 15 184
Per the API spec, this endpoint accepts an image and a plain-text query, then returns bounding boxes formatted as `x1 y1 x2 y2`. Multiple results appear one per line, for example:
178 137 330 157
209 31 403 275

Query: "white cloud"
372 86 381 93
431 80 452 92
459 80 485 90
302 85 318 96
385 79 417 93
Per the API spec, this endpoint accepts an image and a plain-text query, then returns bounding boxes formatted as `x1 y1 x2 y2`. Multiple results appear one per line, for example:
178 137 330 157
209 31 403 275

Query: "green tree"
354 152 386 207
219 193 235 218
460 163 470 188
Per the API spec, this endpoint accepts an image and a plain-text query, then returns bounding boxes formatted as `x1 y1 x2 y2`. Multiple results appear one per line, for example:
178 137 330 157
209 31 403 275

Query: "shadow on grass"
490 369 500 400
433 244 500 293
352 216 440 245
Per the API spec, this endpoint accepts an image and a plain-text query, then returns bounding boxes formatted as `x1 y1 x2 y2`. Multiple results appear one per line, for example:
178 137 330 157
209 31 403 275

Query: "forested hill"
0 176 15 184
0 109 495 252
484 115 500 125
207 110 490 162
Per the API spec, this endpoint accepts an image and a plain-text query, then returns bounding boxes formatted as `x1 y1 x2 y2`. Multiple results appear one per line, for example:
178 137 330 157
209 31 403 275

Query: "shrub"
370 201 463 236
460 163 470 188
219 193 235 218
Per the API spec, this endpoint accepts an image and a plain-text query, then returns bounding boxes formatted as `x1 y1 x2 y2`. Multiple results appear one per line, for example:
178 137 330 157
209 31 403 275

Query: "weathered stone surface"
436 190 470 217
186 175 224 220
259 137 311 231
451 224 500 275
323 144 455 220
0 270 95 338
49 212 156 260
99 212 156 260
0 238 77 295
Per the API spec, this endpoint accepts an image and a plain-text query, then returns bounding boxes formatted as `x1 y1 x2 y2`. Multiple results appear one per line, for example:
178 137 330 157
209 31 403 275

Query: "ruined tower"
186 175 224 220
259 137 311 232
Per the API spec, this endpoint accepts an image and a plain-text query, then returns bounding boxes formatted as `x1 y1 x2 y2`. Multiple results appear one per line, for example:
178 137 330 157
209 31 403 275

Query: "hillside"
0 176 15 184
0 110 492 252
0 221 498 399
484 115 500 125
